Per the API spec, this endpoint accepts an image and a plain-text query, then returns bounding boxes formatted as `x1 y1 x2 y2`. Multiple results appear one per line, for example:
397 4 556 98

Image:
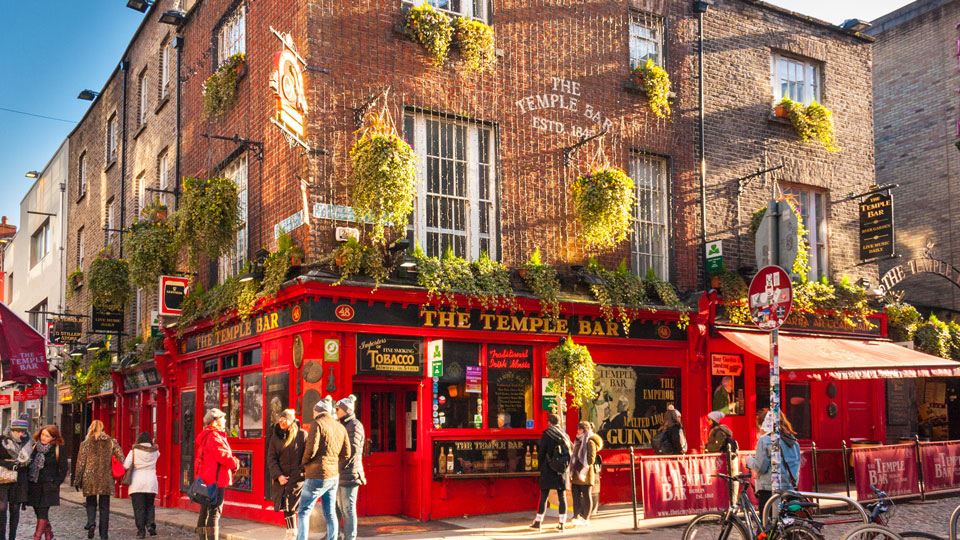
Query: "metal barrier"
951 503 960 540
762 491 870 529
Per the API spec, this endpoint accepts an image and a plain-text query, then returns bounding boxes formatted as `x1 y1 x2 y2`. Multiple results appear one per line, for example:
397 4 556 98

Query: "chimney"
1 217 6 226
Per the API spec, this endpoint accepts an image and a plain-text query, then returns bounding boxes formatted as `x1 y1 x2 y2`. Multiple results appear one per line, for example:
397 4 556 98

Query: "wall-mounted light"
86 340 104 352
158 9 185 25
239 249 270 283
77 90 100 101
25 171 39 178
840 19 871 32
125 0 152 12
70 345 85 357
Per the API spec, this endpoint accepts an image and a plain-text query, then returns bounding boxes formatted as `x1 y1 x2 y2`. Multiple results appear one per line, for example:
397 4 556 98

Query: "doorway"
355 386 419 517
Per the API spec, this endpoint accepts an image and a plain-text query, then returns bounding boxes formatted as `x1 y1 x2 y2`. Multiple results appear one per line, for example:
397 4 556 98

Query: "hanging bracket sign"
859 191 894 261
159 275 189 316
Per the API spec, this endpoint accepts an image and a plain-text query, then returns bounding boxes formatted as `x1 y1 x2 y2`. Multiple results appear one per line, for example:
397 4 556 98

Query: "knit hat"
10 419 28 431
313 396 333 415
336 395 357 414
707 411 725 424
280 409 296 423
204 408 226 425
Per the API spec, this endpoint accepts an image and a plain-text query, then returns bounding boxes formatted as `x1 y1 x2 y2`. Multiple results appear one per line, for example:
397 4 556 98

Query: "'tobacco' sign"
748 266 793 330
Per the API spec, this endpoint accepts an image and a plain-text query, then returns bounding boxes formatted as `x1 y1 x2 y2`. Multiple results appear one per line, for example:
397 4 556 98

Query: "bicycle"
682 473 825 540
841 485 902 540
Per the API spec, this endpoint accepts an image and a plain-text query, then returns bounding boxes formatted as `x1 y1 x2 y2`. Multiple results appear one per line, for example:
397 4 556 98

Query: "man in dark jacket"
266 409 306 540
531 414 572 532
296 397 350 540
335 395 365 540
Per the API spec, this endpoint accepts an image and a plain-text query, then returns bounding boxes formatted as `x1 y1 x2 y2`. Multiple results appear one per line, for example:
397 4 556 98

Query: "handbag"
0 465 17 484
121 451 134 486
111 455 125 479
188 464 221 506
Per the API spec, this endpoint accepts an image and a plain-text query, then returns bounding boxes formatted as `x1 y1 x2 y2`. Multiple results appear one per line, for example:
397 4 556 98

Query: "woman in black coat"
0 419 30 540
25 425 68 540
530 414 572 532
266 410 306 538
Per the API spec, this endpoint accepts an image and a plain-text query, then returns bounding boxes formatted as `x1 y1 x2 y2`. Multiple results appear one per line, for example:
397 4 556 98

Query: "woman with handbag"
195 409 239 540
266 409 306 540
73 420 123 540
25 425 68 540
123 432 160 538
0 418 30 540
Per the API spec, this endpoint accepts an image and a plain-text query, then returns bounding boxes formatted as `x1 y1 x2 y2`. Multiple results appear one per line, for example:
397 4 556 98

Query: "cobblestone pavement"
12 501 197 540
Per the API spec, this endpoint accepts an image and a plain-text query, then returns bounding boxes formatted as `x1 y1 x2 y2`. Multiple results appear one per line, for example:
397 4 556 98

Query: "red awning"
717 330 960 381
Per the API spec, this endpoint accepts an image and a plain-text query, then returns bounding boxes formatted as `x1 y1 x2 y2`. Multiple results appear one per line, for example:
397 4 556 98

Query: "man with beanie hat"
335 395 365 540
296 396 349 540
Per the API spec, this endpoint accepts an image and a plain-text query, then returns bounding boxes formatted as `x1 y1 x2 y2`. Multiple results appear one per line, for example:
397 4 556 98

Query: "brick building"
0 216 16 304
870 0 960 314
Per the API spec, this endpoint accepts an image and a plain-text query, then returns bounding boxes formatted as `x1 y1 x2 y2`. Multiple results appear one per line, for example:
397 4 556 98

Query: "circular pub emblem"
291 305 302 322
657 325 672 339
335 304 355 321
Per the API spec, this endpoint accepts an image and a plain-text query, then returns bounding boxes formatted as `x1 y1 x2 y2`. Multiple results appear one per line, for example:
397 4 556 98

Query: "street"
12 501 195 540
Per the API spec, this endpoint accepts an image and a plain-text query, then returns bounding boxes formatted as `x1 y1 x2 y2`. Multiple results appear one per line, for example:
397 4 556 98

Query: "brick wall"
872 0 960 312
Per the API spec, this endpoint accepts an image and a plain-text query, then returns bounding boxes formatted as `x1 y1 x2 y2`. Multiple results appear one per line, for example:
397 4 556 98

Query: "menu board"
432 438 540 478
357 335 423 376
486 345 533 429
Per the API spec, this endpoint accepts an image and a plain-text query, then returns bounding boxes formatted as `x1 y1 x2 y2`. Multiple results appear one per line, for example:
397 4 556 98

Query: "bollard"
842 440 851 499
913 434 935 505
618 447 650 535
810 442 820 508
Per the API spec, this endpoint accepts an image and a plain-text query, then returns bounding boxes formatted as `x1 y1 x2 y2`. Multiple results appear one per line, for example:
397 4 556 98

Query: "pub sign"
859 192 894 260
91 307 123 333
356 335 423 376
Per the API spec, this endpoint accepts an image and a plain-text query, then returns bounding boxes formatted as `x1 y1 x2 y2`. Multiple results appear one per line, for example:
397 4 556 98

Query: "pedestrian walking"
530 413 572 533
124 432 160 538
73 420 123 540
267 409 306 540
0 417 30 540
746 411 802 512
655 405 687 455
589 422 601 519
195 409 240 540
705 411 739 501
336 395 366 540
571 421 602 526
25 425 68 540
296 396 349 540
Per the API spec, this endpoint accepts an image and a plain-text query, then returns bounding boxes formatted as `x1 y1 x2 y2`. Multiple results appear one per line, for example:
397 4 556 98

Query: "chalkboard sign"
486 345 533 429
357 335 423 376
886 378 916 427
432 438 540 478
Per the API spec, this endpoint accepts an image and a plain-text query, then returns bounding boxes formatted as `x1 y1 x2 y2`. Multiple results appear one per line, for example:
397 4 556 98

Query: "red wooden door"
357 388 405 516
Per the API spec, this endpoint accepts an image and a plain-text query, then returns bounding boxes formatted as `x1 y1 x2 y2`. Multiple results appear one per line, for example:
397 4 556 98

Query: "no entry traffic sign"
748 265 793 331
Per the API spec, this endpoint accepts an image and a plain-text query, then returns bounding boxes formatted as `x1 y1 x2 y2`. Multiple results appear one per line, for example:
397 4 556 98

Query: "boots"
32 519 47 540
42 520 53 540
196 526 206 540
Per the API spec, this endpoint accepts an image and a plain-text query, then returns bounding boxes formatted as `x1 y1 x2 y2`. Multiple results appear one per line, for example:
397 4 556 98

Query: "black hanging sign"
356 335 423 376
91 307 123 333
50 319 83 343
859 192 894 260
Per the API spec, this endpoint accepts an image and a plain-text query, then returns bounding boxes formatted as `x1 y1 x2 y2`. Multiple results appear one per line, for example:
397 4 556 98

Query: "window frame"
77 152 87 200
630 153 671 280
137 171 146 212
28 299 47 334
783 187 829 281
77 226 85 269
214 2 246 68
106 197 116 248
138 69 148 127
106 114 118 163
771 52 821 105
218 153 248 282
160 38 171 99
629 10 665 70
405 0 490 23
404 112 499 261
30 219 51 268
200 346 263 440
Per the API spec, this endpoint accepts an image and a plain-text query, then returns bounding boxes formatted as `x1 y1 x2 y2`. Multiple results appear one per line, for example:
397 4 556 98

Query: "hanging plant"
545 336 597 428
712 267 750 325
66 349 112 403
572 167 636 252
176 176 241 265
947 321 960 361
520 248 562 319
327 237 393 289
644 268 689 329
350 109 418 244
631 59 672 119
259 232 304 300
126 220 177 289
916 314 950 358
471 251 515 310
139 199 168 222
453 17 496 72
66 268 84 300
885 300 921 343
777 98 840 152
203 53 245 117
405 3 454 66
88 248 131 311
585 258 647 333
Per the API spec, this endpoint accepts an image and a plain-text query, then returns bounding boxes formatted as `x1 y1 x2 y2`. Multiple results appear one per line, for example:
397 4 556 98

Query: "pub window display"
486 345 533 429
202 371 265 439
586 365 681 448
434 342 482 429
710 354 746 416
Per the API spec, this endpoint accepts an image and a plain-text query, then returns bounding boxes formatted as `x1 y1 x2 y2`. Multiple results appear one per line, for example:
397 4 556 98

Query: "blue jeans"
337 485 360 540
296 478 338 540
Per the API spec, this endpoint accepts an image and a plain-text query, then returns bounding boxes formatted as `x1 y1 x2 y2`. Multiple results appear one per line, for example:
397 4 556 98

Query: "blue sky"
0 0 915 230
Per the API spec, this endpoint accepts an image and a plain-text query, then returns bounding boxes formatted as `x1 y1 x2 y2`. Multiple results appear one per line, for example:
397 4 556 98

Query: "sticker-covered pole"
770 327 781 492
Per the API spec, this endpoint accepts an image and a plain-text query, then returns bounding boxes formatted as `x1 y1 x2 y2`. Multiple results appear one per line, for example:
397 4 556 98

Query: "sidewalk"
58 484 860 539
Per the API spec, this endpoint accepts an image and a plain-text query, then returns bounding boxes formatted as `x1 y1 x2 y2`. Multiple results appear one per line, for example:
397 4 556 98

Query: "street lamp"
25 171 39 178
158 9 185 25
77 89 99 101
125 0 152 12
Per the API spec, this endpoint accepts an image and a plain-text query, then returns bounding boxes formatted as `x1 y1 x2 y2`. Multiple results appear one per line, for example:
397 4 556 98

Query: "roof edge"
737 0 876 43
866 0 954 36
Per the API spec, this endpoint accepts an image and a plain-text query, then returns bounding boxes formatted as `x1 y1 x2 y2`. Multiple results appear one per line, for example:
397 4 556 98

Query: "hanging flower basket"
776 98 840 152
630 59 672 119
572 167 636 252
203 53 246 117
405 3 454 66
453 17 496 72
127 220 177 289
175 176 241 265
88 249 131 311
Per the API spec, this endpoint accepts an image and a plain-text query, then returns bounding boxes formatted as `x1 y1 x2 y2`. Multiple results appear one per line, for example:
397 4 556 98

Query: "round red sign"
335 304 355 321
748 266 793 331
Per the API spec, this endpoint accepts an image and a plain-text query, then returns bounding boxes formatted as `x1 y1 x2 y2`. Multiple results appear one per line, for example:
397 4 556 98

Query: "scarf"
574 431 594 481
29 442 52 482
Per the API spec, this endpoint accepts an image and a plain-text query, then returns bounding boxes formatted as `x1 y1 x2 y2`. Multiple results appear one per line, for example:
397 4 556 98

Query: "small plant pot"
710 276 720 289
631 71 645 88
236 61 248 79
774 104 791 118
155 209 168 220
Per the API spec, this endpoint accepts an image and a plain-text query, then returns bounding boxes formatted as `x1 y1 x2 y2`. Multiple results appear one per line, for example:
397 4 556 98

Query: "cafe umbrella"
0 301 51 383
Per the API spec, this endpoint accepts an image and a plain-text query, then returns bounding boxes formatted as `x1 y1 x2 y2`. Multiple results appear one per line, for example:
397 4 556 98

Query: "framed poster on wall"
263 373 290 500
179 391 196 493
711 353 745 416
585 365 681 449
230 451 253 492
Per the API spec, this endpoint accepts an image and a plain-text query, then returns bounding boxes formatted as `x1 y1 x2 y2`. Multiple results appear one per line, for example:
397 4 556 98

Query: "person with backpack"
746 411 802 512
705 411 740 501
570 421 602 526
123 432 160 538
653 405 686 455
530 414 572 532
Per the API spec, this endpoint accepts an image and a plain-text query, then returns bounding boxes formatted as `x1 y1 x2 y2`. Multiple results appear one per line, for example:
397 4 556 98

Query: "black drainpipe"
120 59 129 259
175 36 183 209
694 1 712 289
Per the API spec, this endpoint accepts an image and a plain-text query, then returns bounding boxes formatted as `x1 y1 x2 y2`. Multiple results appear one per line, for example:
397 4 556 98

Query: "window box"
624 77 676 99
774 102 791 119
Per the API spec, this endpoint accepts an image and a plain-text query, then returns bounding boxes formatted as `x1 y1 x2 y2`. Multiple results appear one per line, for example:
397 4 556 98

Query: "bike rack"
762 491 870 529
950 503 959 540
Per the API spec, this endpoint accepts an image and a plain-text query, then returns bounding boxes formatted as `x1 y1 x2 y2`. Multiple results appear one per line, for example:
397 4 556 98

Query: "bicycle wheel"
898 533 945 540
842 524 905 540
683 511 749 540
779 524 826 540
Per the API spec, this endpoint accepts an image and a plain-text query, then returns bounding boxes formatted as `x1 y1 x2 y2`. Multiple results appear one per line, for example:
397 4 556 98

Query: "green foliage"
572 167 636 252
779 98 840 152
470 251 515 311
453 17 496 72
88 249 130 310
203 53 245 117
259 232 303 300
126 220 177 289
329 237 391 288
350 112 418 244
67 268 83 300
631 59 672 118
749 207 766 237
916 314 950 358
405 4 454 66
585 258 648 333
521 248 562 319
644 268 689 329
885 301 921 343
66 349 112 403
413 247 512 309
546 337 597 425
713 267 751 325
176 176 241 265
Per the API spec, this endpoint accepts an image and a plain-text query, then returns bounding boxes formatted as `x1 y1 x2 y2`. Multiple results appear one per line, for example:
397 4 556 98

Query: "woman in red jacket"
195 409 239 540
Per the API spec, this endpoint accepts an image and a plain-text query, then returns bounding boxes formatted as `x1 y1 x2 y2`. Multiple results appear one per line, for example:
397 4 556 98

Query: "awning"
717 330 960 381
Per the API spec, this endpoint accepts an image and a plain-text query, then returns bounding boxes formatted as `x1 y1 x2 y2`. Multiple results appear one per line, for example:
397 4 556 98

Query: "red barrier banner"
641 454 730 519
920 441 960 493
852 444 920 501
